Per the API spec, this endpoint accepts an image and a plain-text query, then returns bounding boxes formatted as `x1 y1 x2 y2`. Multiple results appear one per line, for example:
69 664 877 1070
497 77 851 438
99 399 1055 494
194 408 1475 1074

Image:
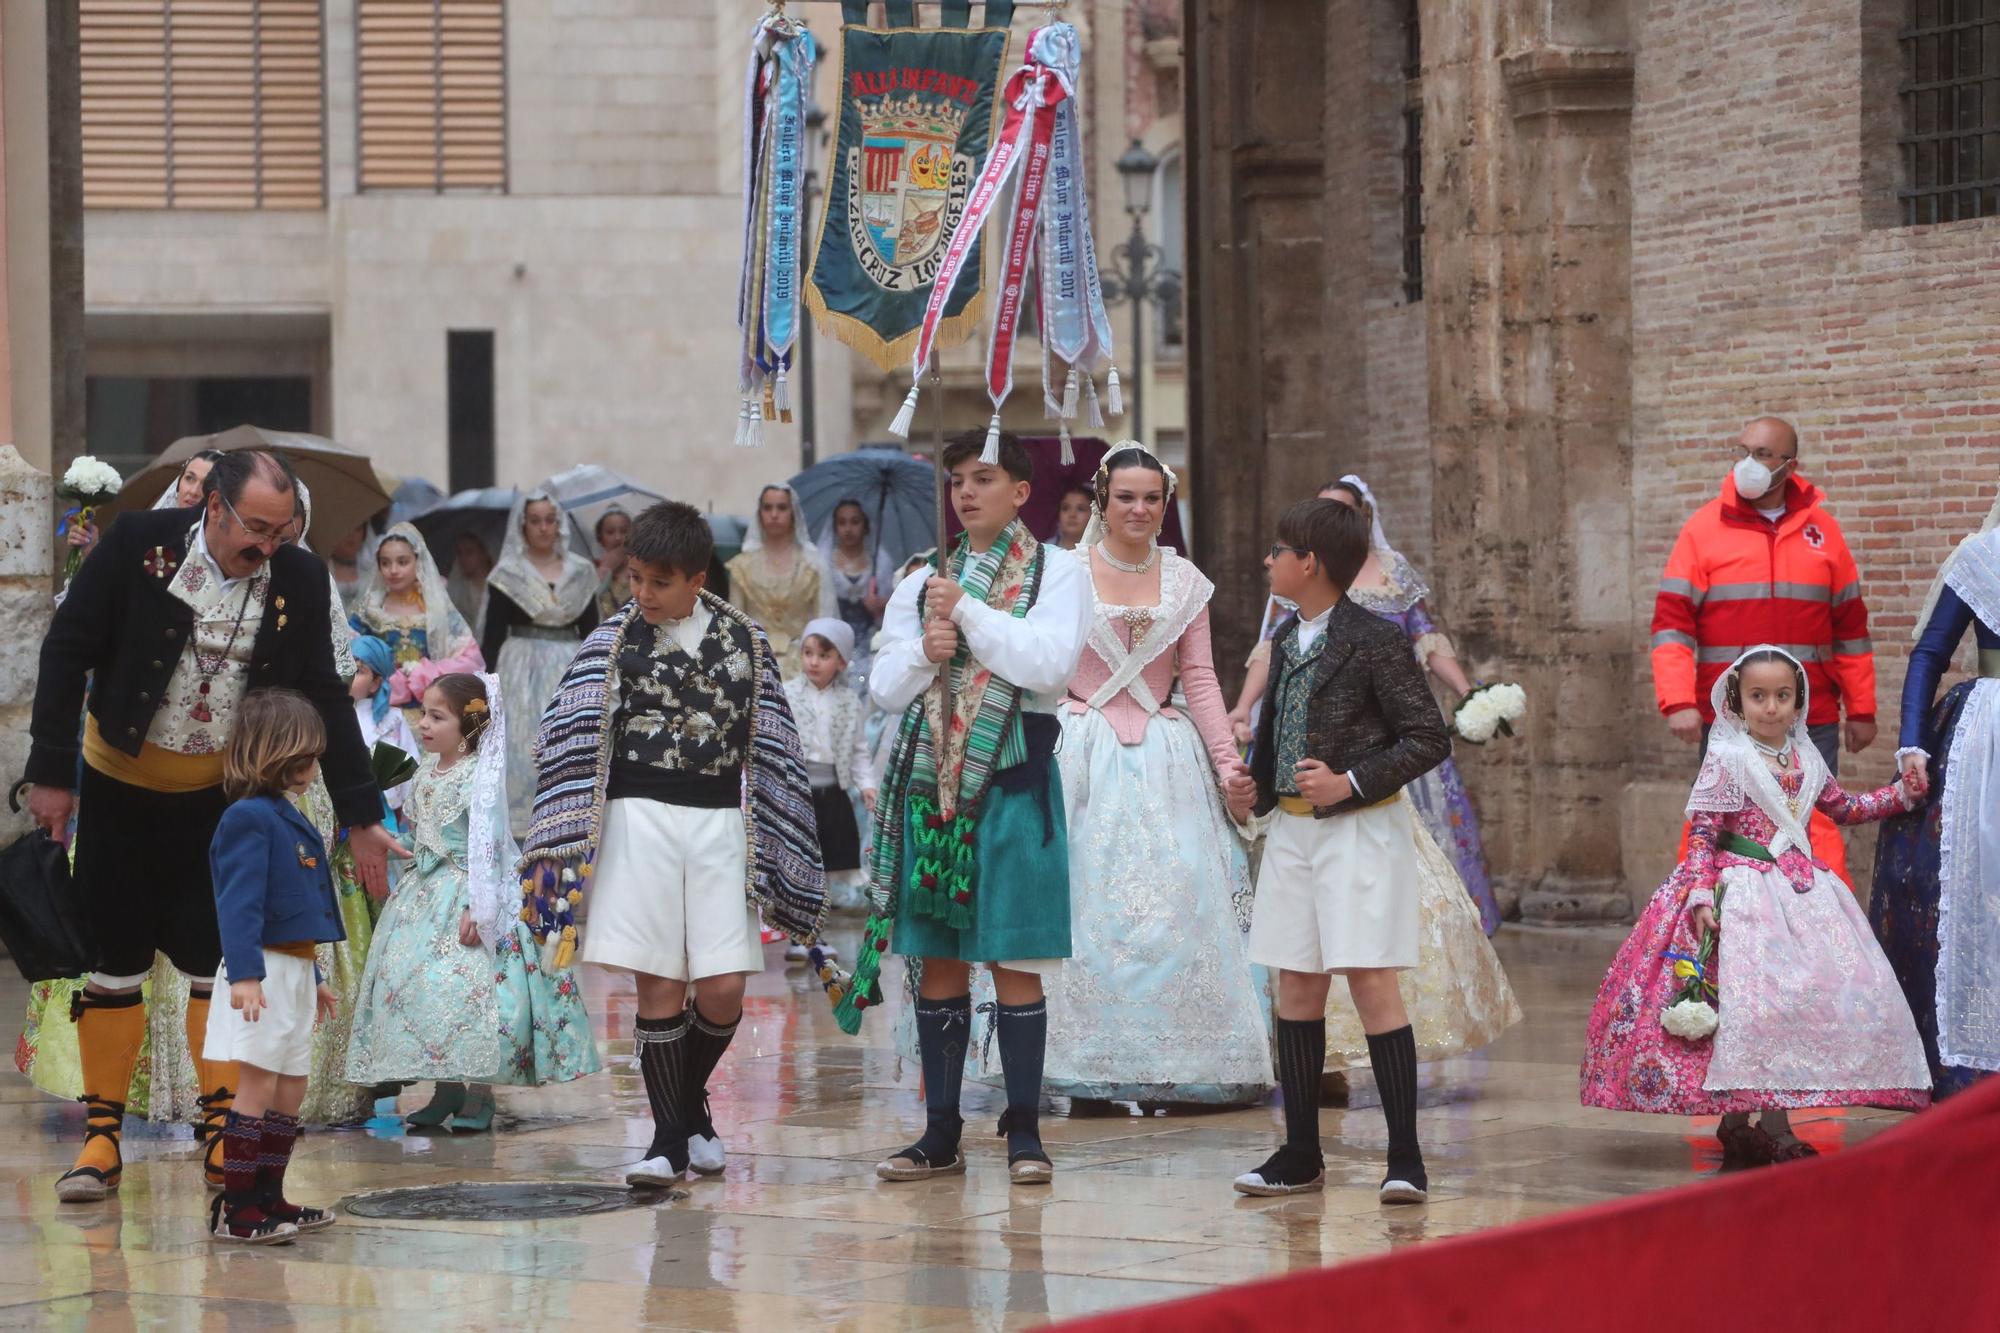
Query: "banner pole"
930 365 953 729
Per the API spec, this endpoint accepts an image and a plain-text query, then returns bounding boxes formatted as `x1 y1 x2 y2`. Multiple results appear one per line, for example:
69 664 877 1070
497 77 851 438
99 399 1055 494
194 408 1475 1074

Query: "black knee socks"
1275 1016 1326 1160
1366 1024 1424 1186
994 998 1048 1161
682 1006 740 1132
634 1013 689 1165
909 994 972 1162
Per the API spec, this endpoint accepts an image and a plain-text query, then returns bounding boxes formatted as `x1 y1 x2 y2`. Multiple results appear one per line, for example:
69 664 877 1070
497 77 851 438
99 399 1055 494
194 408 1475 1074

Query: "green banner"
804 18 1012 373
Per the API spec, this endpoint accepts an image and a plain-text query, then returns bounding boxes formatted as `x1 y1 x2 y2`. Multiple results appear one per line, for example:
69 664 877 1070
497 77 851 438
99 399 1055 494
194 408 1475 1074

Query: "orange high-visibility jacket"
1650 474 1876 728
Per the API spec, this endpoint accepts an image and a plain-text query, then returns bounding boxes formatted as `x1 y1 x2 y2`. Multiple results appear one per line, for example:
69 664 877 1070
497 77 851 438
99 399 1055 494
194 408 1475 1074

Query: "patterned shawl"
833 521 1046 1034
515 590 827 944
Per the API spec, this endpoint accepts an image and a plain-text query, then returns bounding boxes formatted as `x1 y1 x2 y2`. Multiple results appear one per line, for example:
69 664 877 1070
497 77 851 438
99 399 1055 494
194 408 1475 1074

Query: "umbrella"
412 487 518 575
789 446 936 576
100 424 393 548
387 478 447 527
939 436 1189 552
706 512 749 563
543 464 665 558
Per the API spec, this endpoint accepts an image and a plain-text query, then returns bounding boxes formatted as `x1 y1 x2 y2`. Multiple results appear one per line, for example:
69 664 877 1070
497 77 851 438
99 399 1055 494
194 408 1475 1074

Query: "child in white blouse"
784 617 877 934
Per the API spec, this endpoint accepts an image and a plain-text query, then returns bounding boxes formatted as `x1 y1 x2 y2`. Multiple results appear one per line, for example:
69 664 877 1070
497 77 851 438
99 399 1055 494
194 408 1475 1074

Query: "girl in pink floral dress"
1581 646 1930 1166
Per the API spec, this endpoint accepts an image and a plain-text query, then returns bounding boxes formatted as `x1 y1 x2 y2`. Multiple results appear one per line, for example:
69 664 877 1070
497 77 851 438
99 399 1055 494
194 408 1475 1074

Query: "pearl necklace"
1752 736 1795 768
1095 539 1158 574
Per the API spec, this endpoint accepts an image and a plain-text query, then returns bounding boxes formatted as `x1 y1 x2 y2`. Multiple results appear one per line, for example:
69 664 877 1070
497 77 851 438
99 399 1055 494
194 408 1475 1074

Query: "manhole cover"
338 1180 677 1220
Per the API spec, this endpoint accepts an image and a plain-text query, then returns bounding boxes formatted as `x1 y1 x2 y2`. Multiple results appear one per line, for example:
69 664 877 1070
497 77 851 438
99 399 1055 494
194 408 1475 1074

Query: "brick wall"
1340 0 1433 574
1630 0 2000 796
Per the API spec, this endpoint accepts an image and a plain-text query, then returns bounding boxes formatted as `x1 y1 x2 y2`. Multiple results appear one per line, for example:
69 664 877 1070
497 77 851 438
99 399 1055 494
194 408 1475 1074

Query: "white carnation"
1457 694 1501 743
1485 682 1527 721
60 455 123 499
1660 998 1719 1041
1455 681 1528 744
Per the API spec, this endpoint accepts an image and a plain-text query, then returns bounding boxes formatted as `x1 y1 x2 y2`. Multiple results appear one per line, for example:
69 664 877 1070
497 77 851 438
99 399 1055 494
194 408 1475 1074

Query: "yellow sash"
82 715 226 793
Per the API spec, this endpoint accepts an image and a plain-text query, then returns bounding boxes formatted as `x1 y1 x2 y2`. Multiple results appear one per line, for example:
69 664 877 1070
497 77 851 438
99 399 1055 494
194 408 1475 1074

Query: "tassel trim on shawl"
907 794 977 930
829 916 893 1036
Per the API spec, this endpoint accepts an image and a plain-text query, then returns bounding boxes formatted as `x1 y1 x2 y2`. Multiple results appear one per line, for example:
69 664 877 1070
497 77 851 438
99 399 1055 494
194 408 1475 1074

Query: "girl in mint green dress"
345 671 598 1129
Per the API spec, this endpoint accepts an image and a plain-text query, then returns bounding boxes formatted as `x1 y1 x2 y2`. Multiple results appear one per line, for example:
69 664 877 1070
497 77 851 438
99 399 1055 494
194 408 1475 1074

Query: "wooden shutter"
80 0 327 210
357 0 507 193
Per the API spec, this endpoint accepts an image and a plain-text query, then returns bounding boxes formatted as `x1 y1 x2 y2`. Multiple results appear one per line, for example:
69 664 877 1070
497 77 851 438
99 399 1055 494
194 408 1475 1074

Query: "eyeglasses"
1267 543 1308 561
220 490 297 547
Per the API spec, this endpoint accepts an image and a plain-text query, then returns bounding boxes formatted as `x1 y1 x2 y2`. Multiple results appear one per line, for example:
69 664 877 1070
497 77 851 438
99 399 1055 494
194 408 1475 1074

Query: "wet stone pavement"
0 926 1913 1329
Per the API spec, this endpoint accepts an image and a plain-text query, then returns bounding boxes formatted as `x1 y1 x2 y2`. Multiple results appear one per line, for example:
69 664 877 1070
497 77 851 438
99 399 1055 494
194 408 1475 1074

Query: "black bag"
0 785 96 982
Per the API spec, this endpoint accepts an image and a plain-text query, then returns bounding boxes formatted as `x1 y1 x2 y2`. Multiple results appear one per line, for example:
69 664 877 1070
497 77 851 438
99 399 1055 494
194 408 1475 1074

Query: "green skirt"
892 760 1072 963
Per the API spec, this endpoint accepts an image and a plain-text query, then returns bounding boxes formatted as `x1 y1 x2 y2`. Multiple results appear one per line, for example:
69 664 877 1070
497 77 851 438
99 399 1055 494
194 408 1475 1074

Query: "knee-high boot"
186 988 237 1191
57 990 147 1203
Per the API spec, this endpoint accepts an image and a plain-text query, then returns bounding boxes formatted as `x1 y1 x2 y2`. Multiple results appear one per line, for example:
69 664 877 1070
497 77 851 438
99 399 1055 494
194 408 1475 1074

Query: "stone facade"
1187 0 2000 921
0 448 53 840
82 0 839 511
80 0 1179 514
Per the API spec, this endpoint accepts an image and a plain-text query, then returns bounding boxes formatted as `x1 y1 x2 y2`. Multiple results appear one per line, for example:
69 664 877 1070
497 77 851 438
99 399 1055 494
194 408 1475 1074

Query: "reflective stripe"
1696 643 1830 664
1833 638 1873 656
1702 580 1832 604
1658 577 1700 602
1651 630 1698 651
1831 581 1864 607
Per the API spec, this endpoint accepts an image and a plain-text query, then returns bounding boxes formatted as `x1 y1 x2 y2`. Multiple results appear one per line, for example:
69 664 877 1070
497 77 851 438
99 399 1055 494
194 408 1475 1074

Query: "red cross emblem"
1803 523 1825 549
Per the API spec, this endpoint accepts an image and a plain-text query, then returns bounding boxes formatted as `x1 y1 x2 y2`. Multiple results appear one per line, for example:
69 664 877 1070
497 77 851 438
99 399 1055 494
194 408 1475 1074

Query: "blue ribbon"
761 25 816 369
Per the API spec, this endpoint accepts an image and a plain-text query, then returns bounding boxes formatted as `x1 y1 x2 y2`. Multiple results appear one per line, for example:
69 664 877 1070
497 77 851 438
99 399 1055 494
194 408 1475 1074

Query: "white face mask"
1734 454 1779 501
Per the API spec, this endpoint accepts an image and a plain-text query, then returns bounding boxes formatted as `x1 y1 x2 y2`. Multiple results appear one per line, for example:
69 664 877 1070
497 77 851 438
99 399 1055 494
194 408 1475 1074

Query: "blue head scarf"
350 635 395 728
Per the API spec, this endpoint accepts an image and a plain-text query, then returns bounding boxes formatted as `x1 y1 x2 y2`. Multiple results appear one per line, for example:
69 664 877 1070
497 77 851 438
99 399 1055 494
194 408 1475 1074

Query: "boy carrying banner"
843 429 1091 1185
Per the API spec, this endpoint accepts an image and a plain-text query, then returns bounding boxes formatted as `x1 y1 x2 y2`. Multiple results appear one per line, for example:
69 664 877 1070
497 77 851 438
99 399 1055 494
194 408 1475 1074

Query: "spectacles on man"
219 490 297 547
1268 543 1308 561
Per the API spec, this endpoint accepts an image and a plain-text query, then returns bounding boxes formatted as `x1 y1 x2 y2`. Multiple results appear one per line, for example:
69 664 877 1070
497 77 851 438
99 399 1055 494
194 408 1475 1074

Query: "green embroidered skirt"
892 760 1072 963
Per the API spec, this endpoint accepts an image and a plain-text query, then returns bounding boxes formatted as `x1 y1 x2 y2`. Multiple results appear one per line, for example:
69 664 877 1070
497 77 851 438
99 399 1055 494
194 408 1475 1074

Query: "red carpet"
1057 1076 2000 1331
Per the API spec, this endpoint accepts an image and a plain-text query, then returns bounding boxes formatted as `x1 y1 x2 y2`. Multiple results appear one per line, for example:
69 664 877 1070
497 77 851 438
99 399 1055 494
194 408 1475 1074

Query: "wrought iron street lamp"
1099 139 1182 445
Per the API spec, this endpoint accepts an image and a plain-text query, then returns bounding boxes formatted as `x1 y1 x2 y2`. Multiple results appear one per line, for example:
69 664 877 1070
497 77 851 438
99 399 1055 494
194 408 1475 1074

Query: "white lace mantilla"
1937 676 2000 1070
1944 529 2000 645
1685 648 1829 859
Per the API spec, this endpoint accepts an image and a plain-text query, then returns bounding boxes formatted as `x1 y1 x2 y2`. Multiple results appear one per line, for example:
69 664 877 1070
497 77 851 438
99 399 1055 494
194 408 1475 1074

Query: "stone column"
1 7 65 840
0 448 52 839
1422 0 1638 921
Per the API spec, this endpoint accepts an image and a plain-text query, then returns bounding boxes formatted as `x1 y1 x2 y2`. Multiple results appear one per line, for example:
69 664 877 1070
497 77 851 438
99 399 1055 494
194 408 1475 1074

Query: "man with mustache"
26 449 402 1203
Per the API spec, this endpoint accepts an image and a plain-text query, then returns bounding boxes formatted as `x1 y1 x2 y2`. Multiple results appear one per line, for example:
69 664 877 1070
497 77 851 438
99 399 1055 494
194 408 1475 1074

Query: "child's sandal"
210 1192 298 1246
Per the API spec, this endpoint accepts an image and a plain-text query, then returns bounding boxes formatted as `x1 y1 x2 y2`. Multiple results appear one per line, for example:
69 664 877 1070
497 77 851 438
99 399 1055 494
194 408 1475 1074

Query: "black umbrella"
411 487 515 574
789 446 937 576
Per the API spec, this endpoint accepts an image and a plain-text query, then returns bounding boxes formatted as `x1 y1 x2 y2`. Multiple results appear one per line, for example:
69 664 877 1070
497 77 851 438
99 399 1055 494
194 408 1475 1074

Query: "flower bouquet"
56 455 123 584
1660 928 1719 1042
1454 681 1527 744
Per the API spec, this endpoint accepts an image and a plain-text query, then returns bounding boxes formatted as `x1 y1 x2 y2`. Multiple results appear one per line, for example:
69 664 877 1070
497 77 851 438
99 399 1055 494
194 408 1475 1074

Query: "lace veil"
1684 645 1829 858
743 480 836 617
1337 472 1432 605
466 669 519 950
1913 488 2000 640
354 521 476 656
487 487 599 623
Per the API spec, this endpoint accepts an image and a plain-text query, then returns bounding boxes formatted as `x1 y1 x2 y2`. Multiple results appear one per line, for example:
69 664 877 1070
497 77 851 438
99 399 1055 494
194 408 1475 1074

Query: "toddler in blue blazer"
203 689 345 1246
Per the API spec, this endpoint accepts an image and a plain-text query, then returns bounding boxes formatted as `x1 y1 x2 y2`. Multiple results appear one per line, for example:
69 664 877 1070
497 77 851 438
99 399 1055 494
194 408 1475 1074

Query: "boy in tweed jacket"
1226 498 1451 1203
